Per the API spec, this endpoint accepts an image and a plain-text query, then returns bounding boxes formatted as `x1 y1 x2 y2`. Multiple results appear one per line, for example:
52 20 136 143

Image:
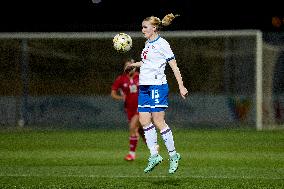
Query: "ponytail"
144 13 180 31
161 13 180 27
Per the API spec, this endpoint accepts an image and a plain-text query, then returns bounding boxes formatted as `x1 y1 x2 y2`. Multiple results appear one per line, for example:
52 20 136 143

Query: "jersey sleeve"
111 76 122 91
159 39 175 62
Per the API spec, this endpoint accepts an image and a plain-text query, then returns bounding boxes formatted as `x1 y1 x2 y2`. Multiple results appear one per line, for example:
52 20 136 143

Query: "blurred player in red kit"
111 58 146 161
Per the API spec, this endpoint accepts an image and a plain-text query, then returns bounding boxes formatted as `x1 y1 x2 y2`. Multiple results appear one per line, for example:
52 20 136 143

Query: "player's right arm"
111 89 124 100
111 76 125 101
125 61 142 70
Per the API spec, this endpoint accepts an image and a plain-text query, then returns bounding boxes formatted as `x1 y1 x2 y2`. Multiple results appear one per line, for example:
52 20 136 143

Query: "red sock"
129 136 138 153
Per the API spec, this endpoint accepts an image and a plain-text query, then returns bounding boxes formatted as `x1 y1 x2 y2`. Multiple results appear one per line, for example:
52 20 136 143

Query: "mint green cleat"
144 154 163 173
169 153 181 174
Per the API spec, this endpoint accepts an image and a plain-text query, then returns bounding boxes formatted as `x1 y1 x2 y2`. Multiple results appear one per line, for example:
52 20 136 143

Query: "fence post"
19 39 29 127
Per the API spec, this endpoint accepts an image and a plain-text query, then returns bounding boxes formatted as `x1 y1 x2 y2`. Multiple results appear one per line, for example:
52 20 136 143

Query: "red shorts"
125 108 139 121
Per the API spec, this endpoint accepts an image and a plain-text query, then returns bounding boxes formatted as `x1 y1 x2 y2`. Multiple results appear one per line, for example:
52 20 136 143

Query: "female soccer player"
126 13 188 173
111 58 146 161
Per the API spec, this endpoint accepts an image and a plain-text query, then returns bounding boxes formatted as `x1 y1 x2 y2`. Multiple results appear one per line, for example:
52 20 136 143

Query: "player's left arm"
159 39 188 99
168 59 188 99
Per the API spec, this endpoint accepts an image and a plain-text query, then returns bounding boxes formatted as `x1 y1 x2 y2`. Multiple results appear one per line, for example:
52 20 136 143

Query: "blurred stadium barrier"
0 31 283 130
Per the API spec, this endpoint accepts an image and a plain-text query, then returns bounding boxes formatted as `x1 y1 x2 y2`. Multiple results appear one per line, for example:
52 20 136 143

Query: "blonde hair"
144 13 180 30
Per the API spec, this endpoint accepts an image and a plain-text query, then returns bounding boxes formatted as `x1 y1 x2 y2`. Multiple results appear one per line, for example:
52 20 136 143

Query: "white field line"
0 174 283 180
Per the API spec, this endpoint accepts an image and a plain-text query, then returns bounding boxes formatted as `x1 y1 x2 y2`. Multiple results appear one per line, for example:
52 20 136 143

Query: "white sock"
160 125 176 157
143 123 158 156
129 151 135 156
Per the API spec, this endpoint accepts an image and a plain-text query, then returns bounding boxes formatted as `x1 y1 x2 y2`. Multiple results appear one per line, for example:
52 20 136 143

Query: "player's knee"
153 120 166 130
139 118 151 127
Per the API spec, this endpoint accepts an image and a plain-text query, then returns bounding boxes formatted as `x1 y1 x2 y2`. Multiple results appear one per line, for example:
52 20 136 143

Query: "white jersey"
140 36 175 85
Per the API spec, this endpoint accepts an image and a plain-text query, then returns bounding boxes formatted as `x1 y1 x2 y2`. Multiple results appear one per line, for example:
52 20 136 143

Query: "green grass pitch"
0 128 283 188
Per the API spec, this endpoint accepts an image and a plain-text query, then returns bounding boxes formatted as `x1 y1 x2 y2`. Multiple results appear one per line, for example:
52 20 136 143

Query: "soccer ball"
113 33 132 53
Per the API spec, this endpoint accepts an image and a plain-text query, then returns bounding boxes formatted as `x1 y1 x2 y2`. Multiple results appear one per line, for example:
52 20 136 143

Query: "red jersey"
111 72 139 111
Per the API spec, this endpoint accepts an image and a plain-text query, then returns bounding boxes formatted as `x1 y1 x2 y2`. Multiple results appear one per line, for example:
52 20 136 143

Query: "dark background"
0 0 283 32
